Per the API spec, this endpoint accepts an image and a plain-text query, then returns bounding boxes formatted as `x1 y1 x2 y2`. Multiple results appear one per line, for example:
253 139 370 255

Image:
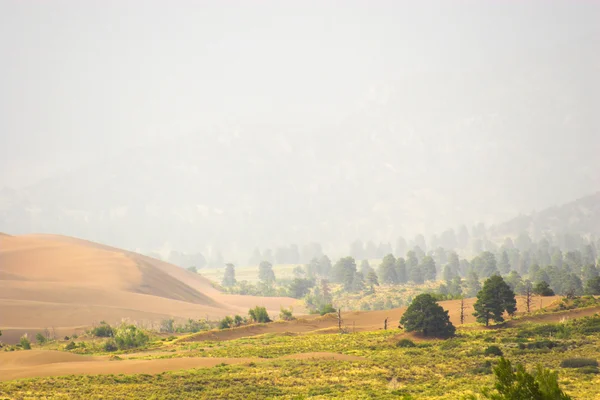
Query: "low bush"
484 345 503 357
560 358 598 368
35 333 47 344
518 339 559 350
319 304 337 316
248 306 271 323
219 316 234 329
396 338 416 348
91 322 114 338
103 340 118 352
279 307 295 321
19 334 31 350
65 341 77 351
113 324 149 350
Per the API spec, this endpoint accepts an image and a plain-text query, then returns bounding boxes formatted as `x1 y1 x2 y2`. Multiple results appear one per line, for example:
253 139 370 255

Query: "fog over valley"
1 1 598 263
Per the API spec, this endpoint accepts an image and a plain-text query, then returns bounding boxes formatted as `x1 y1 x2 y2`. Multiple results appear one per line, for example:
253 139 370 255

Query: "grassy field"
3 309 600 399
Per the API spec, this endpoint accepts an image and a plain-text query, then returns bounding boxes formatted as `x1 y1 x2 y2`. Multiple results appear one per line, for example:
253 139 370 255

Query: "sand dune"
0 234 297 344
0 349 363 382
0 350 256 381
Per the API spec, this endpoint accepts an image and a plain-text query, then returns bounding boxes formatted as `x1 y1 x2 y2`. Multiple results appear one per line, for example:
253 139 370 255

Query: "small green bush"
219 316 233 329
248 306 271 323
396 339 416 348
279 307 295 321
35 333 47 344
560 358 598 368
103 340 118 352
113 324 149 350
484 345 503 357
319 304 337 315
65 341 77 351
91 322 114 338
19 335 31 350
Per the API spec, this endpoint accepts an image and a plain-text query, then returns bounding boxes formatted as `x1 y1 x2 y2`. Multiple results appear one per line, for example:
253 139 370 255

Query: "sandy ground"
0 350 362 381
0 234 298 344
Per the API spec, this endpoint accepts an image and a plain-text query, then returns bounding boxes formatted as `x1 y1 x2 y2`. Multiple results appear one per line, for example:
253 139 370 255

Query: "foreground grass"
3 317 600 399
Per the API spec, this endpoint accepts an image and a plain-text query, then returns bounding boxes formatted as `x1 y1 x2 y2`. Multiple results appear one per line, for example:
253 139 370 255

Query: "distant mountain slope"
490 192 600 238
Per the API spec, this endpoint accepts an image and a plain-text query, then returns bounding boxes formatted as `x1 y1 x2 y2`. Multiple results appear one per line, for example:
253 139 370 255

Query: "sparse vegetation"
19 334 31 350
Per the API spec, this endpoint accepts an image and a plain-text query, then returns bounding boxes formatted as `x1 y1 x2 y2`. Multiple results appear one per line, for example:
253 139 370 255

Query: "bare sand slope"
0 350 255 382
46 234 297 313
0 234 297 343
0 350 362 382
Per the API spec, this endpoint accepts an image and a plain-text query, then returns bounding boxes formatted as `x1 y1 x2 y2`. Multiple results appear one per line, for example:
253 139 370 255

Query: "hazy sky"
2 1 598 188
1 1 599 256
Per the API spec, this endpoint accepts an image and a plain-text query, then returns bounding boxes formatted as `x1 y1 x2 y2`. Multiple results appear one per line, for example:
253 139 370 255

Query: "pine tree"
396 257 407 283
421 256 437 281
473 275 517 326
378 254 398 284
222 263 237 287
400 294 455 338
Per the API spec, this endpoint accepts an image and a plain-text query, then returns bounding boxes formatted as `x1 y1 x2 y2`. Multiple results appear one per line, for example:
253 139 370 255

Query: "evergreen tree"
258 261 276 284
421 256 437 281
395 257 407 283
318 255 332 277
400 293 455 338
533 281 555 296
473 275 517 326
442 265 454 282
378 254 398 284
498 250 511 274
222 263 237 287
351 272 366 292
585 276 600 295
482 357 572 400
366 269 379 287
359 259 371 275
465 271 481 297
447 276 463 297
333 256 357 290
447 252 460 275
305 257 320 277
409 265 424 284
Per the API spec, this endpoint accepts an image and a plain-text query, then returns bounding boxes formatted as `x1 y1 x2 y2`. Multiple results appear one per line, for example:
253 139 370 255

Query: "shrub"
233 315 244 327
103 340 118 352
279 307 295 321
113 324 149 350
482 358 572 399
319 304 337 316
19 334 31 350
396 338 416 348
160 319 175 333
35 333 47 344
248 306 271 323
65 341 77 351
560 358 598 368
219 316 234 329
518 340 559 350
91 322 114 338
484 345 503 357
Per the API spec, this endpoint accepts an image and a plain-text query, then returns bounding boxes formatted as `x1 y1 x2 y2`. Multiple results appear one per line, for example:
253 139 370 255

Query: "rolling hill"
0 233 297 344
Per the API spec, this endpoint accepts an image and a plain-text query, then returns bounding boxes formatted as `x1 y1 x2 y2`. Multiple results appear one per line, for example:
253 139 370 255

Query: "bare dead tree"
338 308 342 331
524 280 533 313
